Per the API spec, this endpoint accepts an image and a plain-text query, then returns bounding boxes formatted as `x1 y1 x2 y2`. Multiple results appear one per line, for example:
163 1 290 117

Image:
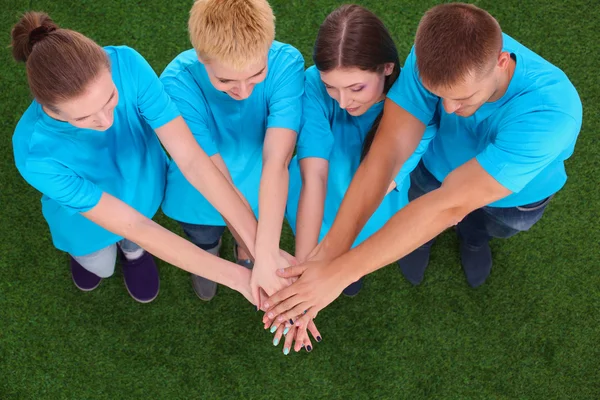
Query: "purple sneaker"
70 256 102 291
120 251 160 303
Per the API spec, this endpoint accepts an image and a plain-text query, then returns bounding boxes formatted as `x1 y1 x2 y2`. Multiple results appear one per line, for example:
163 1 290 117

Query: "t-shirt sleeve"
125 48 181 130
266 48 305 132
161 77 218 157
387 46 440 126
296 70 334 161
18 158 103 214
476 110 580 193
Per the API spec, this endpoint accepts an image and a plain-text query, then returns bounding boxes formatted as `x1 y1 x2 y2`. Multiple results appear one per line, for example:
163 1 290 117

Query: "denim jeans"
70 239 142 278
178 222 225 251
409 160 553 247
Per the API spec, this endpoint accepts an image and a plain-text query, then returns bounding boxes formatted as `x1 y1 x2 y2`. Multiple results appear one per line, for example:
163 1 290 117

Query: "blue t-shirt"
160 41 304 225
12 46 180 256
286 66 436 247
388 33 582 207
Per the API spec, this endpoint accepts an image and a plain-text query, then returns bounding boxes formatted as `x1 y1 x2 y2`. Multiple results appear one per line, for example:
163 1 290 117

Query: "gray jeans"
71 239 142 278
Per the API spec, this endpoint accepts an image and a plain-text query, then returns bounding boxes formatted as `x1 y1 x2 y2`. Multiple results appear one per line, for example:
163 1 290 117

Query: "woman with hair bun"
11 11 259 304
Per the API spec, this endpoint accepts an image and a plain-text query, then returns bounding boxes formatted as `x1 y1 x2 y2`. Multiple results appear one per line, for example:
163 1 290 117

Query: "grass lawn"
1 0 598 398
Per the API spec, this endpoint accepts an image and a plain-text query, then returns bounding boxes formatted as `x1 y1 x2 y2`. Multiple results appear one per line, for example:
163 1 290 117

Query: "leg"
457 195 553 287
178 221 226 301
70 244 117 291
117 239 159 303
397 160 442 285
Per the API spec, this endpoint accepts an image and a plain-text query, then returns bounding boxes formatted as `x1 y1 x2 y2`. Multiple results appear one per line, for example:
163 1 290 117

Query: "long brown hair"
11 11 110 112
313 4 400 161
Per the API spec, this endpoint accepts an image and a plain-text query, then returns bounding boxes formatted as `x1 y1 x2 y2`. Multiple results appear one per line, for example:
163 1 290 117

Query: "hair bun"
29 25 56 47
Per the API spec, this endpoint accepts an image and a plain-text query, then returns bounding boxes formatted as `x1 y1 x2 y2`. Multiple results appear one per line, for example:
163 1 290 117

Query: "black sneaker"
342 278 364 297
459 240 492 288
397 240 434 285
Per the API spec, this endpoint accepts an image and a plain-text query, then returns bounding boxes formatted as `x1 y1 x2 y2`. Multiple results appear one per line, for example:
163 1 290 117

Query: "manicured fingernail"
289 319 294 325
283 327 289 335
278 268 285 274
283 347 290 355
317 336 322 342
273 337 279 346
267 312 274 319
255 306 259 312
270 325 277 333
264 302 270 308
307 345 312 352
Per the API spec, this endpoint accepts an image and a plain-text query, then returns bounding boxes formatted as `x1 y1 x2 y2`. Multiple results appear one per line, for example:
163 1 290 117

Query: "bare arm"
155 116 258 257
250 127 297 301
318 100 426 259
255 127 297 258
83 192 253 301
295 158 328 262
334 158 512 282
263 158 512 322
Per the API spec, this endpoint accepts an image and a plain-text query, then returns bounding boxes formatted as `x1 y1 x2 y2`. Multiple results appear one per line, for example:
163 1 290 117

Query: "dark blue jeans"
409 161 553 247
178 222 225 251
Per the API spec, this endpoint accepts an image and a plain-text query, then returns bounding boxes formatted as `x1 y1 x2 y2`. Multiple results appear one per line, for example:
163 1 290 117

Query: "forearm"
256 161 289 258
295 178 327 261
84 194 249 292
181 155 257 256
328 186 462 286
319 153 396 259
128 218 250 291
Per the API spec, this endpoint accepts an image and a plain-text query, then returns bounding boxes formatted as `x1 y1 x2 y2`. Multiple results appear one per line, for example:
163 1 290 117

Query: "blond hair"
189 0 275 70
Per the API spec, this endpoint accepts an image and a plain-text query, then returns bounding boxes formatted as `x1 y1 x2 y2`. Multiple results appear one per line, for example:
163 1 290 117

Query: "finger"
271 323 285 347
252 285 261 310
307 319 322 344
282 326 296 356
265 299 309 326
294 324 309 352
275 264 307 279
292 313 313 331
272 303 312 329
261 285 298 311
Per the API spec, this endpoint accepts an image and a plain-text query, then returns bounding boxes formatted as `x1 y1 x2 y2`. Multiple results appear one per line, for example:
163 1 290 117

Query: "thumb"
276 264 308 278
252 283 261 309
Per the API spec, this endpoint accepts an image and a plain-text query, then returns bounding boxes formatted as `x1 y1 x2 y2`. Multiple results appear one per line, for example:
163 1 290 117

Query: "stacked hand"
259 242 348 354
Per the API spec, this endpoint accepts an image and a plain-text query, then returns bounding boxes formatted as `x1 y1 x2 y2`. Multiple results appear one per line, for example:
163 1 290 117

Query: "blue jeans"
178 222 225 251
409 161 553 247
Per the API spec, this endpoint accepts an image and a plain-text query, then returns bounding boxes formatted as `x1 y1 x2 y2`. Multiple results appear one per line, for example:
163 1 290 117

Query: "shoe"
121 251 160 303
233 242 253 269
70 256 102 291
342 278 364 297
459 240 492 288
397 240 434 285
191 239 221 301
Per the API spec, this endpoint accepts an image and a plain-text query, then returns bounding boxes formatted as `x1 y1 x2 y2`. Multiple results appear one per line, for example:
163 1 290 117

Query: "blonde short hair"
189 0 275 70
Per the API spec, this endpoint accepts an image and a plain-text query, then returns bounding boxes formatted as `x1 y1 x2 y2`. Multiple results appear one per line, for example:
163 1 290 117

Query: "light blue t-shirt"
388 33 582 208
12 46 180 256
286 66 436 248
160 41 304 225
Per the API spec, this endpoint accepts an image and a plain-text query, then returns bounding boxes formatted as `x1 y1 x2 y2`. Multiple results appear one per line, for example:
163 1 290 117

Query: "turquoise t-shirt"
388 33 582 207
12 46 180 256
160 41 304 225
286 66 436 248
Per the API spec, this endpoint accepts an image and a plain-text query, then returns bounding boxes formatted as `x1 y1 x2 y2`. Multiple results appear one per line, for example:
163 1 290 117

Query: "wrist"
231 265 252 293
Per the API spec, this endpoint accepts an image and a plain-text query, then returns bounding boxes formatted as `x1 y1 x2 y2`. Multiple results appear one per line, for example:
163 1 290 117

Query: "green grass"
1 0 599 398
